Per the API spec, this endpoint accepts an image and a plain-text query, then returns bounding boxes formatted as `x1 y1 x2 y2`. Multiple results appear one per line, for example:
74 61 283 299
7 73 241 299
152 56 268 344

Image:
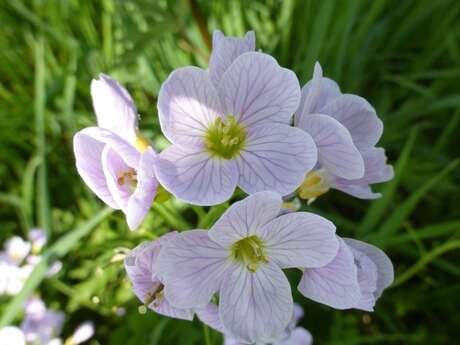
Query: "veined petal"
124 236 193 320
209 191 282 247
260 212 338 268
156 230 228 309
298 114 364 179
126 148 158 230
154 145 238 205
219 52 300 127
318 94 383 150
79 127 140 168
298 238 361 309
208 30 255 86
344 238 394 299
333 147 394 199
91 74 138 144
73 131 118 208
196 303 226 333
158 67 223 146
236 125 317 196
277 327 313 345
101 146 132 210
295 62 341 125
219 262 293 344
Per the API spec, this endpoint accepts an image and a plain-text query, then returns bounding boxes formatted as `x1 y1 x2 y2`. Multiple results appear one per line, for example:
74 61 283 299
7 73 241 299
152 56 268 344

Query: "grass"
0 0 459 344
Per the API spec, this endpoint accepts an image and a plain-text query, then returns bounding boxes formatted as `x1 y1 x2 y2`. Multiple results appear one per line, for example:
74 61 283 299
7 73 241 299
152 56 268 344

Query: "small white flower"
0 326 26 345
5 236 31 265
70 322 95 344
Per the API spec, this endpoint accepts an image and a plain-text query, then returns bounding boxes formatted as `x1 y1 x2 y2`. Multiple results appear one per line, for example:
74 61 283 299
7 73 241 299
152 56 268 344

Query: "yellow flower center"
230 235 268 272
205 116 246 159
135 131 150 153
298 169 331 204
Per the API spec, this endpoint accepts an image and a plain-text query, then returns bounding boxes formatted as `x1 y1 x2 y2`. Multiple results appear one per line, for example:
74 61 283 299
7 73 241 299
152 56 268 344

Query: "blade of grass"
0 207 113 327
357 127 418 236
391 239 460 288
370 157 460 246
35 37 51 236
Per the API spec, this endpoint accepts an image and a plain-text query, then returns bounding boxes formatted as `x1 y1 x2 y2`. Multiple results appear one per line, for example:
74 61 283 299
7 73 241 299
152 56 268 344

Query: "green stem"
392 240 460 288
203 324 212 345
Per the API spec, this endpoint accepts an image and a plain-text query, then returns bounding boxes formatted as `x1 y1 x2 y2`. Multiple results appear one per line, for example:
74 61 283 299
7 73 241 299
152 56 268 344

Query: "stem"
392 240 460 288
203 324 212 345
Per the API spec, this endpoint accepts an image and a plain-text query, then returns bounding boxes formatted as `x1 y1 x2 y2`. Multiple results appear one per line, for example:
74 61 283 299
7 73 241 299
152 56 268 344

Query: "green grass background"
1 0 460 344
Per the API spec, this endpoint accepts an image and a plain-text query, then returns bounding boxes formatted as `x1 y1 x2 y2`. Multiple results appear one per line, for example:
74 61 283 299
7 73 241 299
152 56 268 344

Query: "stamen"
205 115 246 159
298 169 331 203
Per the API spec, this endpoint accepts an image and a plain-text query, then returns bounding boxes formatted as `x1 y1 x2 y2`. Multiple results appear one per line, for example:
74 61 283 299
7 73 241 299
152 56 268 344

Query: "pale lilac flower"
4 236 31 265
298 237 393 311
295 63 393 202
29 228 47 253
0 326 26 345
157 192 338 343
21 298 65 344
124 233 194 320
198 303 313 345
0 264 32 296
155 31 317 205
69 322 95 344
74 74 158 230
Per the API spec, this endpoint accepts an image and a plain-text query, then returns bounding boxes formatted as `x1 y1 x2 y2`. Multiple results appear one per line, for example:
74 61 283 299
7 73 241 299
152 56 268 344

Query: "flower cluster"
0 296 94 345
73 30 395 344
0 229 61 296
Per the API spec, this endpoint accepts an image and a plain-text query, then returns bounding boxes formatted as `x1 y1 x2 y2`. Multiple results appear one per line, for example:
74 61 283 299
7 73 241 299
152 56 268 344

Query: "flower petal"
236 124 317 196
219 262 293 344
91 74 138 144
196 303 226 333
158 67 223 146
156 230 228 309
155 145 238 205
126 148 158 230
298 238 361 309
277 327 313 345
344 239 394 299
219 52 300 127
298 114 364 179
79 127 140 168
124 237 193 320
295 62 341 125
208 30 255 86
101 146 132 210
209 191 282 247
318 94 383 150
259 212 338 268
73 131 118 208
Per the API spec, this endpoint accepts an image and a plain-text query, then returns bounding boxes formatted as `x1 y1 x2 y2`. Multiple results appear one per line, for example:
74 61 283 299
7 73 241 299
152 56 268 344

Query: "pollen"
205 116 246 159
230 235 268 272
298 169 331 204
117 169 138 190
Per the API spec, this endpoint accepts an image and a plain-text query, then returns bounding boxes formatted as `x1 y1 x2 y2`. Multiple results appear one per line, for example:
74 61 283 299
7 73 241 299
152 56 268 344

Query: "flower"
67 322 95 345
156 192 338 343
21 298 65 344
298 237 393 311
4 236 31 265
155 31 317 205
124 233 194 320
295 62 393 202
0 326 26 345
29 228 47 253
73 74 158 230
198 303 313 345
